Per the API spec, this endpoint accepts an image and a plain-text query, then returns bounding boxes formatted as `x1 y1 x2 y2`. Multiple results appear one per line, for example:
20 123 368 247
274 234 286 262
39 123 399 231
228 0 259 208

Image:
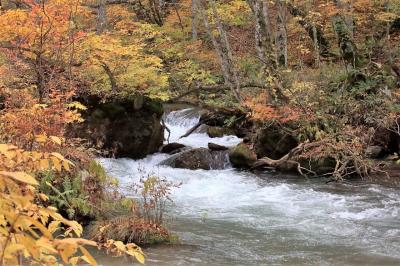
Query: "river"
97 108 400 266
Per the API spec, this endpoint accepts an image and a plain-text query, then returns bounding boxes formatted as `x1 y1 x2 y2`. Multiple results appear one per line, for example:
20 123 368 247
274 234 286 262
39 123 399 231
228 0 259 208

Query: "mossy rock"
160 148 230 170
207 126 235 138
229 143 257 168
144 97 164 117
71 96 164 159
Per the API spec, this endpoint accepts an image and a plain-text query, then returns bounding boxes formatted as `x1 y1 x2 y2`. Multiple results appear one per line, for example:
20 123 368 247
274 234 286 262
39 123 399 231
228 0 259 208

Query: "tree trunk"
332 14 358 68
275 0 288 67
312 25 320 67
198 0 243 103
96 0 107 34
191 0 198 40
247 0 288 103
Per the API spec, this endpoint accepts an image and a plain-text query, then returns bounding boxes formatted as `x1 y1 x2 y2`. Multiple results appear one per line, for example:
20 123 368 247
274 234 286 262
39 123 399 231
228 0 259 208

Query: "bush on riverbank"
87 174 179 245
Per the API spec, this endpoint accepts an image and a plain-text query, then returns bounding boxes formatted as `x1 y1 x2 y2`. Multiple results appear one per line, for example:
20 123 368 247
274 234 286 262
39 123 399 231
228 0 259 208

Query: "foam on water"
98 108 400 265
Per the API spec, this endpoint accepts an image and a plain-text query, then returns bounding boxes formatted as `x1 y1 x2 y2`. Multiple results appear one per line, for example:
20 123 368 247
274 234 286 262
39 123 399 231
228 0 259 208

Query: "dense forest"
0 0 400 265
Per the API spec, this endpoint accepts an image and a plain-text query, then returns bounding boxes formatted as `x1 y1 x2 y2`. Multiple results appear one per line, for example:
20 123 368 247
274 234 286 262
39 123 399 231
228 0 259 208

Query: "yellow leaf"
51 157 62 172
51 152 65 160
26 217 53 239
69 256 80 266
114 241 126 252
48 221 60 233
0 171 38 185
39 193 49 201
36 237 58 253
58 243 77 263
40 159 50 170
134 251 145 264
4 243 25 256
32 151 42 160
67 102 87 110
63 160 71 172
50 136 62 145
0 144 9 153
35 135 47 143
79 246 97 266
126 249 145 264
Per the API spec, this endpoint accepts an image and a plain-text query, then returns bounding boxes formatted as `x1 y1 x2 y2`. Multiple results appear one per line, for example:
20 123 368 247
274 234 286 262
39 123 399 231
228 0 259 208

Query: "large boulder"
229 143 257 168
208 143 228 151
72 96 164 159
159 148 229 170
253 126 298 160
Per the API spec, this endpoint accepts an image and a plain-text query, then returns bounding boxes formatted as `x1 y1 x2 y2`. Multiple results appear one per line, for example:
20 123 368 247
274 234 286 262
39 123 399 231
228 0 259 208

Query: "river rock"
208 143 229 151
161 143 186 154
229 143 257 168
159 148 229 170
71 96 164 159
253 126 298 159
207 126 235 138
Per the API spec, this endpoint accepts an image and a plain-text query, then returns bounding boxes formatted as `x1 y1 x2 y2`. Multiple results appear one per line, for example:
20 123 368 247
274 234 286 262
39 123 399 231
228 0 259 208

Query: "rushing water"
98 108 400 266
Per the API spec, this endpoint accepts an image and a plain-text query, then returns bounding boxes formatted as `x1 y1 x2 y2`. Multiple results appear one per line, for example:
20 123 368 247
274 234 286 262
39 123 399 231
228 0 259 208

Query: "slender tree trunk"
172 0 184 31
312 25 320 67
384 0 393 65
247 0 288 103
191 0 198 40
275 0 288 67
96 0 107 34
198 0 243 103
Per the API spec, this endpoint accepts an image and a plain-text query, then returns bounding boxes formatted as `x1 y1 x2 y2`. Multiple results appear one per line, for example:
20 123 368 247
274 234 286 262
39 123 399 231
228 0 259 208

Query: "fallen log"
179 120 208 139
251 140 328 173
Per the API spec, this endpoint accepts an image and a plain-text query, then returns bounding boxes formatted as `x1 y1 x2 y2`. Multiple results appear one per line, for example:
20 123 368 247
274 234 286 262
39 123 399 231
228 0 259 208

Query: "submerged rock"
159 148 230 170
229 143 257 168
161 143 186 154
208 143 229 151
71 96 164 159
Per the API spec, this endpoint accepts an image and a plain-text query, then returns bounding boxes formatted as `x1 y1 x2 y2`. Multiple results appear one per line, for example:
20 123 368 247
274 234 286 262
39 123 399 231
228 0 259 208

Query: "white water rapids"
98 108 400 266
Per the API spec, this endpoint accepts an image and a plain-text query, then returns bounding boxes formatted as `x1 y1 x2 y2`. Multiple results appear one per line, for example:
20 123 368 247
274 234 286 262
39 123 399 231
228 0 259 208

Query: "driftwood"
251 140 327 171
179 121 204 139
252 137 375 181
